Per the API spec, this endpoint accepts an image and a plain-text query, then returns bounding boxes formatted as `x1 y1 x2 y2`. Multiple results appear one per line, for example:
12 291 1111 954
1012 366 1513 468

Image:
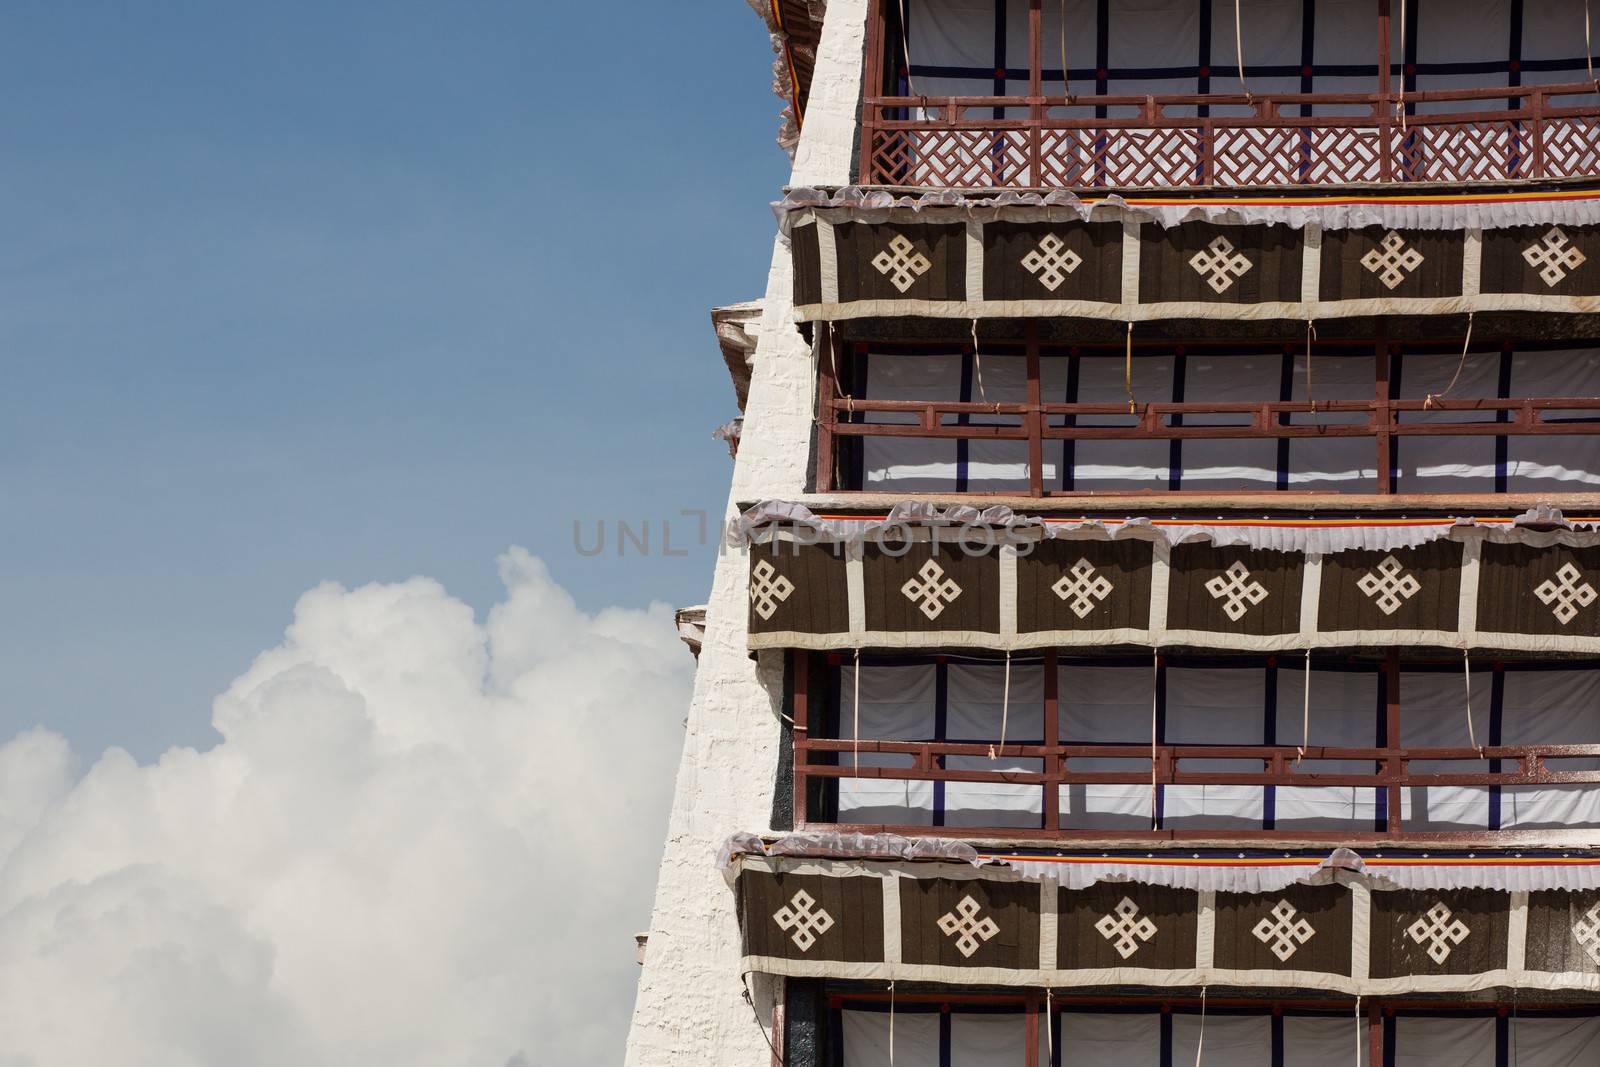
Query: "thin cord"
1424 313 1475 409
1046 988 1054 1063
888 980 896 1067
1305 320 1318 418
990 651 1013 761
1589 0 1598 90
1194 986 1208 1066
1354 996 1362 1067
1060 0 1072 103
1125 323 1137 414
1464 650 1484 758
853 648 862 774
971 319 992 409
741 974 785 1066
1398 0 1408 132
895 0 920 100
1297 648 1311 764
1233 1 1253 103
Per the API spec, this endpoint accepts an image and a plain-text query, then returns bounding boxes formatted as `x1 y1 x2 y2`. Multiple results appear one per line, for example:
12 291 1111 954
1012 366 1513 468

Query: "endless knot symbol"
871 234 933 293
1406 901 1471 964
1021 233 1083 291
1095 896 1158 959
937 895 1000 958
1252 899 1317 962
1205 561 1271 622
1523 226 1587 288
1357 554 1422 616
901 558 963 620
1361 230 1425 290
772 889 835 953
1534 563 1598 626
1573 901 1600 967
1052 557 1114 618
749 559 796 621
1188 235 1254 294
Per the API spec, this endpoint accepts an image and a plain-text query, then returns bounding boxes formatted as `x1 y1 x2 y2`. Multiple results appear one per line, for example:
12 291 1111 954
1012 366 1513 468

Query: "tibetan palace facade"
626 3 1600 1064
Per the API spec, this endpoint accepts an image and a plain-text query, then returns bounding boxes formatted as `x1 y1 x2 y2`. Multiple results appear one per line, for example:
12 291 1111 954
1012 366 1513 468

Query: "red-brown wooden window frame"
858 0 1600 188
813 321 1600 498
788 648 1600 846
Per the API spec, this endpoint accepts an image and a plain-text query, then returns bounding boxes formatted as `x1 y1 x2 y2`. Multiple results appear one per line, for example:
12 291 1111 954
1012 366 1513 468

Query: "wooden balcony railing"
816 327 1600 497
861 83 1600 188
859 0 1600 188
790 651 1600 846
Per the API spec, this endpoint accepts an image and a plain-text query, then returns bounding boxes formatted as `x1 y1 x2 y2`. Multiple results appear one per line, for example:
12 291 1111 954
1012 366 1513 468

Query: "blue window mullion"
1488 665 1506 830
1374 669 1389 833
1155 660 1168 829
1277 349 1295 490
934 659 949 826
1264 662 1280 830
1495 344 1513 494
957 351 973 493
1169 351 1187 491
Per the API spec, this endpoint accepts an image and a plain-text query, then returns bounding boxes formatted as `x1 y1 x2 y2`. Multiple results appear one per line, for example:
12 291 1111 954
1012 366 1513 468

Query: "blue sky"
0 1 789 759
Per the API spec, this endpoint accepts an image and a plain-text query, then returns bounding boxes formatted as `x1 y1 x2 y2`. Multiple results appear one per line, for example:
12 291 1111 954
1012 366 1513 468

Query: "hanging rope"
1046 988 1054 1063
1589 0 1598 91
1125 323 1137 414
888 980 896 1067
853 648 862 774
1464 649 1485 758
741 974 786 1066
1060 0 1074 103
1423 313 1476 409
1233 1 1253 103
1297 648 1311 764
1305 319 1319 418
990 651 1013 761
1397 0 1408 132
971 319 993 410
1193 986 1209 1066
895 0 920 101
1150 650 1160 831
1354 996 1362 1067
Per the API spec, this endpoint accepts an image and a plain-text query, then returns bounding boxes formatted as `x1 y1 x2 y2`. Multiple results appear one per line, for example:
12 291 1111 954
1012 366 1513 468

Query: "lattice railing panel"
1542 116 1600 179
1393 122 1523 183
867 129 1032 187
1088 128 1203 187
1212 127 1385 186
861 82 1600 189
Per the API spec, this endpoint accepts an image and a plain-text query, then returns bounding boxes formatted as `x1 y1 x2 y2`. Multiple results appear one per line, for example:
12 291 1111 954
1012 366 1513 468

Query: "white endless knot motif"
1534 563 1598 626
1523 226 1587 288
1095 896 1158 959
1189 235 1254 294
1356 554 1422 616
1361 230 1425 290
1573 901 1600 966
937 895 1000 958
1205 560 1271 622
749 559 796 621
1052 557 1114 618
1252 899 1317 962
1406 902 1471 964
1021 233 1082 291
901 558 963 620
772 889 834 953
871 234 932 293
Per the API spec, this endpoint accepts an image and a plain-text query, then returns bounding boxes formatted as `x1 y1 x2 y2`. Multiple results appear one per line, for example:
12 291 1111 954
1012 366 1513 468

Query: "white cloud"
0 549 691 1067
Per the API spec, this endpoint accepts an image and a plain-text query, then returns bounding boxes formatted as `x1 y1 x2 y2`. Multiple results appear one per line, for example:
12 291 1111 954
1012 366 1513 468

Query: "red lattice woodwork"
859 0 1600 189
789 650 1600 846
